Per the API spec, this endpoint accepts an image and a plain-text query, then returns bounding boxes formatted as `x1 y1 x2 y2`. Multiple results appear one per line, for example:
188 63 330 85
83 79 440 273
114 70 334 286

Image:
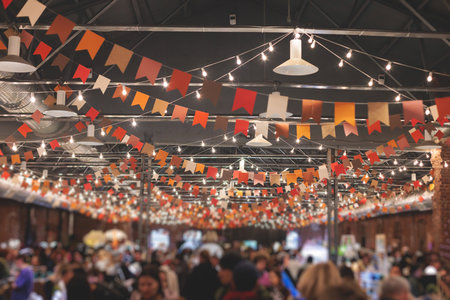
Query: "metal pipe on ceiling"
2 80 449 92
5 24 450 39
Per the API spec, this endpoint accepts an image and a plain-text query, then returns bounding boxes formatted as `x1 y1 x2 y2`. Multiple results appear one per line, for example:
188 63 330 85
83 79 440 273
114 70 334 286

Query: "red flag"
85 107 99 121
192 111 208 128
33 41 52 60
112 127 126 141
75 121 86 132
135 57 162 85
18 123 32 138
232 88 257 115
46 14 75 43
234 119 249 136
167 69 192 96
2 0 12 9
73 64 90 83
206 167 218 180
49 139 60 150
31 110 44 124
367 120 381 135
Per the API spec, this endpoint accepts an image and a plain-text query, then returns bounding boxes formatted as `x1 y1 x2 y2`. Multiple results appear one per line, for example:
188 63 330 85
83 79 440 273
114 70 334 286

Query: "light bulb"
294 32 300 39
414 160 418 165
201 68 207 77
201 141 205 147
346 49 352 58
386 61 392 70
425 108 430 115
77 91 83 101
72 153 75 158
202 178 206 185
211 147 216 153
228 73 234 81
236 56 241 65
319 145 323 150
43 149 47 156
290 148 295 153
276 137 280 142
368 79 374 87
268 42 274 52
338 59 344 68
196 91 201 99
395 94 401 102
101 129 105 136
224 135 228 141
296 139 300 144
30 92 36 103
427 72 432 82
177 146 181 153
394 159 398 165
69 136 74 143
426 153 430 158
308 157 312 162
445 161 448 168
232 136 236 143
391 170 395 175
99 153 103 159
308 35 313 43
41 140 45 148
132 118 137 127
126 152 130 159
261 52 267 61
121 85 127 95
419 161 423 167
12 143 17 152
310 40 316 48
163 78 168 88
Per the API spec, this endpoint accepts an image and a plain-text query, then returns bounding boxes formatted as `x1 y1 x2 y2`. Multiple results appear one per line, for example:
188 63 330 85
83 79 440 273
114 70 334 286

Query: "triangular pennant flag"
112 84 129 102
214 116 228 132
49 139 60 150
367 120 382 135
235 119 249 136
297 124 310 139
255 121 269 138
266 92 288 120
73 64 90 83
402 100 424 125
113 127 126 141
435 97 450 120
275 123 289 138
343 122 358 136
152 99 168 116
135 57 162 85
31 110 44 124
0 40 5 51
20 30 33 49
200 80 222 106
105 44 133 73
74 121 86 132
18 123 32 138
93 75 110 94
192 111 208 128
17 0 46 26
368 102 390 126
389 114 403 130
33 41 52 60
302 99 322 124
51 53 69 71
335 102 355 126
75 30 105 60
2 0 12 9
321 123 336 138
131 91 149 110
172 105 188 123
167 69 192 96
46 15 75 43
232 88 257 115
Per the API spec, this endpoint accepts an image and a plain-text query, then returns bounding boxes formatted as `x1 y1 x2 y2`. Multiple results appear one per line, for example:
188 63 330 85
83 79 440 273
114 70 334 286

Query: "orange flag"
75 30 105 59
275 123 289 138
296 124 310 139
152 99 168 116
172 105 188 123
46 15 75 43
131 91 149 110
335 102 355 126
105 44 133 73
193 111 209 128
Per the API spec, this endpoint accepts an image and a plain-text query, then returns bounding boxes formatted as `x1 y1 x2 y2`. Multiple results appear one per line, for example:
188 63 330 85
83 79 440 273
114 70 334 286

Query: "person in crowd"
173 253 189 296
51 263 74 300
222 261 272 300
67 267 91 300
390 264 403 277
378 275 413 300
160 263 179 300
317 281 368 300
215 252 243 300
339 265 355 281
11 254 34 300
297 261 342 300
88 268 129 300
159 269 178 300
297 256 313 278
183 250 220 300
268 269 291 300
254 255 270 288
0 250 9 300
130 266 164 300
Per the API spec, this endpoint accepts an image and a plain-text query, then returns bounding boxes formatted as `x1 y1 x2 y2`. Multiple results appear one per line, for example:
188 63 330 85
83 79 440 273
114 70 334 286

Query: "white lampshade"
78 124 104 146
273 39 318 76
44 90 78 118
246 134 272 147
0 36 36 73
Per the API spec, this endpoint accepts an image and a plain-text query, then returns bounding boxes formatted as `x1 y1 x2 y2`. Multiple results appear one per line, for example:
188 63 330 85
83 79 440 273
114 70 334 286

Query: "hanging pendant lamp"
0 35 36 73
273 39 318 76
43 90 78 118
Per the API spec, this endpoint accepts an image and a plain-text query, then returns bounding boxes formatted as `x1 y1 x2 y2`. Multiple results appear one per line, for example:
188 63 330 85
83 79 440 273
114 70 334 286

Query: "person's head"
59 263 74 284
318 281 368 300
389 264 402 277
269 270 282 287
218 252 243 286
199 250 210 264
159 270 168 289
15 254 27 269
297 261 342 300
339 265 355 280
306 256 314 264
379 276 411 300
233 261 258 292
253 255 267 272
138 266 163 300
67 267 91 300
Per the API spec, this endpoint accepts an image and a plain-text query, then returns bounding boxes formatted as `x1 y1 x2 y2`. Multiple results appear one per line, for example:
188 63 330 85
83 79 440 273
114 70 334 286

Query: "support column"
430 147 450 269
138 155 146 248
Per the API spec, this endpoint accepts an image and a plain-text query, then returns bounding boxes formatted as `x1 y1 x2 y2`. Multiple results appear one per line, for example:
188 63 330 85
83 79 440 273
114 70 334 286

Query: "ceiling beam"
1 24 448 39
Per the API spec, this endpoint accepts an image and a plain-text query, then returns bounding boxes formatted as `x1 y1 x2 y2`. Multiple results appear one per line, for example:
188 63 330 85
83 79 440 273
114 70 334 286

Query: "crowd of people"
0 239 447 300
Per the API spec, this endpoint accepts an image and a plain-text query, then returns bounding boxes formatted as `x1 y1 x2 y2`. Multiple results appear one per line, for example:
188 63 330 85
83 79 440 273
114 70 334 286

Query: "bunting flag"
85 107 99 121
135 57 162 85
343 122 358 136
46 15 75 43
206 167 218 180
31 110 44 124
409 128 424 143
266 92 288 120
435 97 450 120
212 116 228 132
2 0 12 9
105 44 133 73
112 84 130 102
200 80 222 106
368 102 390 126
73 64 90 83
75 30 105 59
72 97 86 111
232 88 257 115
255 121 269 138
275 123 289 138
302 99 322 124
235 119 249 136
321 123 336 138
131 91 150 110
51 53 70 71
93 75 110 94
49 139 60 150
172 105 188 123
43 95 56 107
152 99 168 116
20 30 33 49
166 69 192 97
402 100 424 125
367 120 382 134
335 102 355 126
17 0 46 26
33 41 52 60
18 123 32 138
296 124 311 139
389 114 403 130
193 111 208 128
